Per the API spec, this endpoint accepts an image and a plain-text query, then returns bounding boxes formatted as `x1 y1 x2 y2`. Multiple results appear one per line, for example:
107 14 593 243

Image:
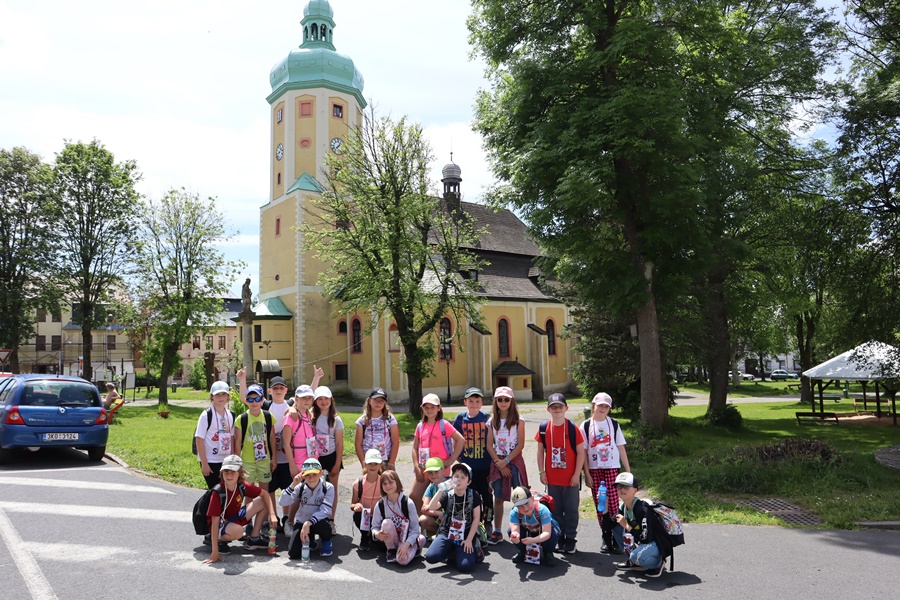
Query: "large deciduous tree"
53 140 140 381
302 109 483 417
469 1 836 428
126 189 243 406
0 147 60 372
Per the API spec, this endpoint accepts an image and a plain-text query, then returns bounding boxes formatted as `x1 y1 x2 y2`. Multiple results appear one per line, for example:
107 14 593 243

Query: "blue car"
0 375 109 464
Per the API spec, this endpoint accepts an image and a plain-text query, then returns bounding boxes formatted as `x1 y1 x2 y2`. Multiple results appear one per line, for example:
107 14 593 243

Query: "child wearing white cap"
194 381 236 489
351 448 385 551
581 392 630 554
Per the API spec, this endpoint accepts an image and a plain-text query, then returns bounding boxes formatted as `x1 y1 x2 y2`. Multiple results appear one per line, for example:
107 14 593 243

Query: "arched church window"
304 26 309 41
311 24 318 40
321 24 327 40
498 318 510 358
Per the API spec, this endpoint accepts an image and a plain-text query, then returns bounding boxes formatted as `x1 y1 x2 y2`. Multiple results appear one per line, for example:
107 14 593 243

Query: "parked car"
0 375 109 464
770 369 799 381
728 371 755 381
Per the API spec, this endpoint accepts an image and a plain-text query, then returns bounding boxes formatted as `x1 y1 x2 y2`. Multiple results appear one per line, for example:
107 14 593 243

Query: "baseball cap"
364 448 384 464
221 454 243 472
294 384 315 398
269 376 287 388
301 458 323 475
614 472 638 488
423 457 445 473
369 387 387 399
493 386 514 399
210 381 230 395
464 387 484 399
421 393 441 406
511 486 532 507
450 463 472 478
592 392 613 407
245 384 264 398
547 392 567 407
314 385 333 399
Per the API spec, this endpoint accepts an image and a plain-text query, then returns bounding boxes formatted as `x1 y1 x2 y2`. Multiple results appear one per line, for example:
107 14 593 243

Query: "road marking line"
0 507 58 600
22 543 371 583
0 476 174 494
0 502 191 522
0 466 126 475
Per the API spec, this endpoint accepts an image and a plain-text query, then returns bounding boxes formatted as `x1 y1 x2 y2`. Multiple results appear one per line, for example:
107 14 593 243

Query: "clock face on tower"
275 143 284 161
330 137 344 154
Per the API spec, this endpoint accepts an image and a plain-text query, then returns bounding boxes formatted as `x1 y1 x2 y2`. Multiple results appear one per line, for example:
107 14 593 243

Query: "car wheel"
87 446 106 461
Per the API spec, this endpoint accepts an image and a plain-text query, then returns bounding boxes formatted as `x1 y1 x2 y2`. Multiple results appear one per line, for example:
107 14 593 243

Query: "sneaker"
512 550 526 564
616 559 646 571
542 551 558 567
386 548 397 563
320 540 333 557
563 538 577 554
283 520 294 537
203 533 212 546
488 530 503 545
359 533 371 551
644 564 665 578
556 537 567 553
217 541 231 553
244 536 268 550
600 541 611 554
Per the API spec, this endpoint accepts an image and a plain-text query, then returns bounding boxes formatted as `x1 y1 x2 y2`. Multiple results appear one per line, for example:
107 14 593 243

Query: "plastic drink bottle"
597 481 608 513
268 524 277 555
301 540 310 561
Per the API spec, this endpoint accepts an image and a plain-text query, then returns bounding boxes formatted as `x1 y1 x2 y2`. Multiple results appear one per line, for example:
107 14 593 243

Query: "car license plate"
43 433 79 441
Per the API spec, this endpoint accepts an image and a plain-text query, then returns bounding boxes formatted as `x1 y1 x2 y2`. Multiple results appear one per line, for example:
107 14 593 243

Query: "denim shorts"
490 463 521 497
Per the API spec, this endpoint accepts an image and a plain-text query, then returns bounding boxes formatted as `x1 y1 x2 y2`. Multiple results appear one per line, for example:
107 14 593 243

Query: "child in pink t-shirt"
409 393 464 508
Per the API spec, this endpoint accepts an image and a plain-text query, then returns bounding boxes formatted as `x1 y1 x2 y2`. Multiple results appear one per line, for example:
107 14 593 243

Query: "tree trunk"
9 346 20 374
795 311 817 407
403 342 423 419
158 345 178 407
635 263 668 430
204 351 216 391
81 325 93 381
704 278 731 412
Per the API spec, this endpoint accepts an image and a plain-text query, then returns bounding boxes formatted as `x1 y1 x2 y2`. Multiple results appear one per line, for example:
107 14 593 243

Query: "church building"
250 0 575 403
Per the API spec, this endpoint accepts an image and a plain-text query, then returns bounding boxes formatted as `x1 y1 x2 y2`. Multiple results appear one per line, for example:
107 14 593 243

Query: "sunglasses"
246 396 264 403
495 397 512 402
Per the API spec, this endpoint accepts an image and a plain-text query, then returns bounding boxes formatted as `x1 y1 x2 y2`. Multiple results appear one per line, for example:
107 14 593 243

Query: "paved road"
1 416 899 599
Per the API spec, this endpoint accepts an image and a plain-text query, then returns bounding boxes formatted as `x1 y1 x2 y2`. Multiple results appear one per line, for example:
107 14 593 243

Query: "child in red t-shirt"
203 454 277 564
534 393 585 554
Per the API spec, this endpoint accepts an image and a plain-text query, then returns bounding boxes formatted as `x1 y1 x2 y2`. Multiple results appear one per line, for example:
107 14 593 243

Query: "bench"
795 411 840 425
786 383 800 391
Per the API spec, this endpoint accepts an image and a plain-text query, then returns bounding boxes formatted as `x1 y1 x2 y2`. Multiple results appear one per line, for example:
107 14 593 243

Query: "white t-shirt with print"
313 414 345 456
583 417 626 469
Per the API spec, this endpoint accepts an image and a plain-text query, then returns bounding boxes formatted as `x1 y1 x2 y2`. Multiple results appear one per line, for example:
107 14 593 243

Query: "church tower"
257 0 366 386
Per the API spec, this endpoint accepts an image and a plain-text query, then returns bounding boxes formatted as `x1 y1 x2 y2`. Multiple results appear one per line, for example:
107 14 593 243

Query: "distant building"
249 0 577 401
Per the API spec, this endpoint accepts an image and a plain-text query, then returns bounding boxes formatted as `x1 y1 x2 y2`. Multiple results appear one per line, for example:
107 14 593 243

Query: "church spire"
301 0 336 51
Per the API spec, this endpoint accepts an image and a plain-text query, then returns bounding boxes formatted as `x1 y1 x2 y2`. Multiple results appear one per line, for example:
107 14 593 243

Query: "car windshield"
19 380 101 407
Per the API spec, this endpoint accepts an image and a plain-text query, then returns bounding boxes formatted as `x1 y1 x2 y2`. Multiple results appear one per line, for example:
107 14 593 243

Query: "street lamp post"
441 335 451 405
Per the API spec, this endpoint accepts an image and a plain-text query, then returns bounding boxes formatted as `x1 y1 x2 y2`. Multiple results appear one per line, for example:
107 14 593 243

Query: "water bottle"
597 481 608 514
301 540 310 561
268 524 277 555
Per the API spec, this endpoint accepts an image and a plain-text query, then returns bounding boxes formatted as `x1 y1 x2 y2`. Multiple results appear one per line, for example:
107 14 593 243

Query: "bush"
188 358 206 391
229 388 246 416
135 371 160 389
723 438 840 466
702 404 743 430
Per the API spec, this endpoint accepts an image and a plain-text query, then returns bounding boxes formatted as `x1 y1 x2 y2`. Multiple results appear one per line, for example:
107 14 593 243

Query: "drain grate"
738 498 821 526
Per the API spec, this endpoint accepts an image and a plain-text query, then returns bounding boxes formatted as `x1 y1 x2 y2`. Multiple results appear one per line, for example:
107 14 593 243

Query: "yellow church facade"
251 0 575 404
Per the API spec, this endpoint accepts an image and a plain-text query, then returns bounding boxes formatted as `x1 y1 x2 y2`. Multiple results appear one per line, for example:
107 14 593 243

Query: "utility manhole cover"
738 498 821 526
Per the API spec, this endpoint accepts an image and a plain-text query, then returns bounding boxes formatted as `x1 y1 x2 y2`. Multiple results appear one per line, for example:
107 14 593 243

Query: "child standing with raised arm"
535 393 585 555
582 392 630 554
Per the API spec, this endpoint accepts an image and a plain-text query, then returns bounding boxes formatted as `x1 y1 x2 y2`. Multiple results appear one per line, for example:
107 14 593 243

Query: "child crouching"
371 470 426 565
281 458 336 559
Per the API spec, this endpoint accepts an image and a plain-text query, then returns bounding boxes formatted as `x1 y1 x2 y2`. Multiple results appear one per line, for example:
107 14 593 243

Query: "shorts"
491 463 522 497
244 459 273 485
271 462 293 491
318 451 344 474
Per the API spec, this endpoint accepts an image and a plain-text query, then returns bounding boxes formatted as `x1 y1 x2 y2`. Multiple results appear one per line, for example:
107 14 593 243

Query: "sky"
0 0 494 297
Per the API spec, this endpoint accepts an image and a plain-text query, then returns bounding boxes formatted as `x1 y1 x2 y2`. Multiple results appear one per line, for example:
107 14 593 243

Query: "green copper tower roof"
268 0 365 107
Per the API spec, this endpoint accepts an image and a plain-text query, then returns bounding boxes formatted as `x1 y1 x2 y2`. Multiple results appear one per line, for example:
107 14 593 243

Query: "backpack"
192 482 245 535
192 407 235 455
581 417 620 447
237 410 275 458
377 493 410 521
523 492 561 539
415 419 454 457
538 420 579 456
645 499 684 570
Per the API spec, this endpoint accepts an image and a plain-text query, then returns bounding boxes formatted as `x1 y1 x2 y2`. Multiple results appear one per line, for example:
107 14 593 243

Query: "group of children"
195 378 670 577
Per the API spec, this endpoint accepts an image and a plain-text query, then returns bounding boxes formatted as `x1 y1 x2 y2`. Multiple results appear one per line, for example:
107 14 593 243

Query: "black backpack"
237 410 275 457
192 482 245 535
191 407 235 455
538 420 579 455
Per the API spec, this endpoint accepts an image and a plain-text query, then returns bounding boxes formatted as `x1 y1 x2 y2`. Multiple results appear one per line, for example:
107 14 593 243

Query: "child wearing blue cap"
233 383 276 549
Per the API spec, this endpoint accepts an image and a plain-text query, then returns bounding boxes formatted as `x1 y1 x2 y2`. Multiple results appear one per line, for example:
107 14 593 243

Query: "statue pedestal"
240 309 256 385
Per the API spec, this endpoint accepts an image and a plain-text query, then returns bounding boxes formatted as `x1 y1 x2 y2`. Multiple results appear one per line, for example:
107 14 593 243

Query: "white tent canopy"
802 341 899 381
